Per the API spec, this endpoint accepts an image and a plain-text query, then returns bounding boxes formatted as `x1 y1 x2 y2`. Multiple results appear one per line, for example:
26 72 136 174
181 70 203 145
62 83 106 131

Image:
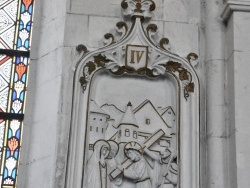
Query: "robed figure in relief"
87 140 110 188
117 142 151 188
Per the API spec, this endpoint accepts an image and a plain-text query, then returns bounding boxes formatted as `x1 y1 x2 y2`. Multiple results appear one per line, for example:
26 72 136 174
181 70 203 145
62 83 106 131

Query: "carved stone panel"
66 1 200 188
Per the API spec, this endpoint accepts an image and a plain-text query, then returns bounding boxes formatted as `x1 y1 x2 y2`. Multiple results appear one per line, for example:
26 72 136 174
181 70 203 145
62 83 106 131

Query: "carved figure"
117 142 151 188
87 140 110 188
107 140 122 188
143 146 177 188
165 157 178 188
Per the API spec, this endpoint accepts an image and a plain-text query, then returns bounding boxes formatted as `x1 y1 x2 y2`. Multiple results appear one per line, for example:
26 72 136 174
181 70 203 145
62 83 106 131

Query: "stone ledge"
221 0 250 22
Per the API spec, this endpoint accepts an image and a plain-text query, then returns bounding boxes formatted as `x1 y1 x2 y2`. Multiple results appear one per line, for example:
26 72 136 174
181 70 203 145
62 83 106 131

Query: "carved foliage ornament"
77 0 198 100
68 1 200 188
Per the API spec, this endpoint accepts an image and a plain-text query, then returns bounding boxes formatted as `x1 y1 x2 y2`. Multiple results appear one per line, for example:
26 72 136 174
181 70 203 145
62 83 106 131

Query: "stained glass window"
0 0 34 187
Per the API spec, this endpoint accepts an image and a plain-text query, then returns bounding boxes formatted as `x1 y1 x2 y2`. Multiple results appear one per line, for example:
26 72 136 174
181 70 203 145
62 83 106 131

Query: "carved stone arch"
66 1 200 188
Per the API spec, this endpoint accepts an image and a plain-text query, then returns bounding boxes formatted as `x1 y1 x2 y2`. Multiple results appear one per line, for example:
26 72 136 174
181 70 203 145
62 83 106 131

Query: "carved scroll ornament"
67 1 200 188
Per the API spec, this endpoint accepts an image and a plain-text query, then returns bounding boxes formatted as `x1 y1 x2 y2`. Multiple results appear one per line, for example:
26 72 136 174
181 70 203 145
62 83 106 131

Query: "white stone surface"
163 22 199 57
163 0 200 23
68 0 122 17
17 0 250 187
88 16 120 48
224 10 250 188
205 0 228 188
64 14 89 47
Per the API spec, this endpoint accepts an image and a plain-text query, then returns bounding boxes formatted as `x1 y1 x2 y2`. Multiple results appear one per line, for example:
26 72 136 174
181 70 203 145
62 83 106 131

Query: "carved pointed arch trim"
66 1 200 188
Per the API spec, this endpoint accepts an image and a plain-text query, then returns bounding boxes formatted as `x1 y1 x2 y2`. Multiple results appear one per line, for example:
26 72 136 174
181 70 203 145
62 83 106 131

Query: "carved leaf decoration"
137 68 147 75
137 68 157 77
86 61 96 74
94 54 111 67
126 67 136 73
104 33 115 46
135 2 143 13
159 38 170 51
106 62 120 70
145 68 156 77
187 53 198 62
121 0 128 9
116 22 128 33
165 61 182 72
121 0 155 19
147 24 158 33
151 65 166 76
79 76 87 86
186 82 194 93
179 69 189 81
76 44 88 54
149 0 156 11
110 66 126 75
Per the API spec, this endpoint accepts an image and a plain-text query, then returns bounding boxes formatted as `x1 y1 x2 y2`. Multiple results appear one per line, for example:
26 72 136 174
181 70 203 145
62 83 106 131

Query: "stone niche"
66 1 200 188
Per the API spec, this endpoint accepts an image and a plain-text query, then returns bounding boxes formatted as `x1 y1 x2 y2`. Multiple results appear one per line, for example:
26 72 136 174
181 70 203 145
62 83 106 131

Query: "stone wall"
16 0 250 187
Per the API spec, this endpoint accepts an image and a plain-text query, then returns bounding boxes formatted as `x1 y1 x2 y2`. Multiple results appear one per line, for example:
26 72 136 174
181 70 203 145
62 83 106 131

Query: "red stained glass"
23 0 33 10
0 0 35 186
16 63 26 80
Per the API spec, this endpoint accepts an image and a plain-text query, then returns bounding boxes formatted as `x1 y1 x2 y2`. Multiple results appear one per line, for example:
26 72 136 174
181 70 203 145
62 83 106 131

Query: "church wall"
18 0 250 187
17 0 70 187
204 0 228 187
225 10 250 188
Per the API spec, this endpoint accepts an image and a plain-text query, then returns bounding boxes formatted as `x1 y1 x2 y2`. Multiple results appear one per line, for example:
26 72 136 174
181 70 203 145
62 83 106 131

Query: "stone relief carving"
85 99 177 188
66 1 200 188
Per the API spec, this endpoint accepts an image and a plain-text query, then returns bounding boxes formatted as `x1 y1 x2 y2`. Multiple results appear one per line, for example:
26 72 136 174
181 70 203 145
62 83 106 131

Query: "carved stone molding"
121 0 156 20
66 1 200 188
221 0 250 22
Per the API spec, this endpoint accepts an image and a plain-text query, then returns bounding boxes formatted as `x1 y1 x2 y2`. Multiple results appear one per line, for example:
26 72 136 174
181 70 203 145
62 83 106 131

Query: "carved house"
117 102 139 144
158 106 176 130
11 0 250 187
88 100 110 149
133 99 172 138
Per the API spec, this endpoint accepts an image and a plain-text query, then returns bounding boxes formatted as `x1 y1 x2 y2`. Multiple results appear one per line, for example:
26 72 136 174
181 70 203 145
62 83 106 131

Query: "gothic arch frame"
66 1 200 187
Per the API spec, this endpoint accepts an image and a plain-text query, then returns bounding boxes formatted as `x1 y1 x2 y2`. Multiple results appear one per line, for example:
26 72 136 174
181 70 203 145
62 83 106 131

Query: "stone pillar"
205 0 228 187
222 1 250 187
17 0 71 187
17 0 204 187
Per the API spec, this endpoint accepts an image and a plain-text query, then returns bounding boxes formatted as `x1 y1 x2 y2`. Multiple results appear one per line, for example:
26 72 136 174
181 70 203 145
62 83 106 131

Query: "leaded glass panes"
0 120 6 161
0 55 11 112
10 56 28 114
1 120 22 186
0 0 34 187
0 0 18 50
16 0 33 51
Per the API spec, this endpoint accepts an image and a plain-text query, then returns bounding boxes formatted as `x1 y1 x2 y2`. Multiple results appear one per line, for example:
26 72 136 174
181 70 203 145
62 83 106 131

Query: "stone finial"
121 0 156 20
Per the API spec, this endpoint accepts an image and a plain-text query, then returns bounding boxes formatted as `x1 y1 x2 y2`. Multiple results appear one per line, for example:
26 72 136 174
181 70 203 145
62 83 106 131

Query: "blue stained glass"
26 22 31 31
14 73 18 82
11 169 16 178
8 130 12 139
17 39 22 47
6 150 10 158
23 58 28 65
20 92 24 101
21 74 26 82
12 91 17 100
3 168 8 178
16 57 21 63
14 150 19 159
19 21 24 30
0 0 35 186
28 6 33 14
16 130 20 139
21 4 25 12
24 40 29 48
